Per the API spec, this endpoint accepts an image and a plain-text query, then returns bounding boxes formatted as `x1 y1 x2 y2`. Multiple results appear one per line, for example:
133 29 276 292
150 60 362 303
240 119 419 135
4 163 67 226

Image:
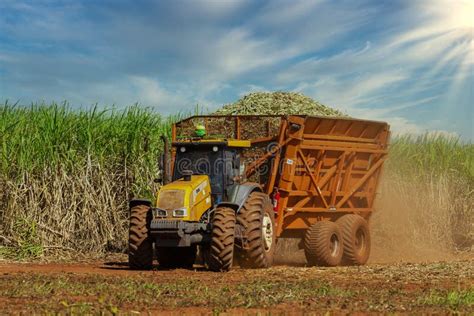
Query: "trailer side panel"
274 116 389 236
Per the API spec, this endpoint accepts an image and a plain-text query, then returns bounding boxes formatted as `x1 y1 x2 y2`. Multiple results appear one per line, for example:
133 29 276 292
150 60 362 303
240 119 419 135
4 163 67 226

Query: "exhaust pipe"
161 135 171 184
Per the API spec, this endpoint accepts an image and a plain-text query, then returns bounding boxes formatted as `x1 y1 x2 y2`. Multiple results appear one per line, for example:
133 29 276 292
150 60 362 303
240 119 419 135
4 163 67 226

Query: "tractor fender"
129 198 152 209
220 183 262 213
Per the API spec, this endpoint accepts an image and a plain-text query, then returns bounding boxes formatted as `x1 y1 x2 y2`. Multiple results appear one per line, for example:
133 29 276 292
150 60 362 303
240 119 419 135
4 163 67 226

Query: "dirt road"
0 257 472 315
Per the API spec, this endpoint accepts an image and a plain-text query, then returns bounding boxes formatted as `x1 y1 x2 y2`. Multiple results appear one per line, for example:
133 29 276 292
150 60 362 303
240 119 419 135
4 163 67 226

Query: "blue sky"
0 0 473 138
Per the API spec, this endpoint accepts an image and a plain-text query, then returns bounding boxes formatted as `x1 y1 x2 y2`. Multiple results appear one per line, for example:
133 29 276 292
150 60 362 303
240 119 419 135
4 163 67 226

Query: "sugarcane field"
1 1 473 315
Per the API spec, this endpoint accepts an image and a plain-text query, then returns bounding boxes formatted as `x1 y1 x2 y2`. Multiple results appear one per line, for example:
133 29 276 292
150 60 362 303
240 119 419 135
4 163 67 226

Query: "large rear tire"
208 207 236 272
304 221 343 267
336 214 371 265
156 246 197 269
128 204 153 270
236 192 276 268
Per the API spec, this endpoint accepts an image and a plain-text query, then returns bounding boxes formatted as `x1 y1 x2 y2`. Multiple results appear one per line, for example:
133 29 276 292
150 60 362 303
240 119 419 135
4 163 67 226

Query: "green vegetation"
0 218 43 259
420 288 474 309
0 101 174 176
387 133 474 183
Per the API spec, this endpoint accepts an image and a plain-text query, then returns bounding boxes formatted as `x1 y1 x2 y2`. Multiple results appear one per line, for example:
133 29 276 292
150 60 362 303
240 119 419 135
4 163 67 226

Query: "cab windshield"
173 146 224 197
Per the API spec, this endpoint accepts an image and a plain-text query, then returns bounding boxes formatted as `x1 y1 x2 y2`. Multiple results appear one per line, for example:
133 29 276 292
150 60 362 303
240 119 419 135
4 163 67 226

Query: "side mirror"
159 153 165 169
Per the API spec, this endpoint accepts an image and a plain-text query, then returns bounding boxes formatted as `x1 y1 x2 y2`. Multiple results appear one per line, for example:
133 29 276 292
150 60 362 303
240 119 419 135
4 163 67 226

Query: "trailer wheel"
156 246 197 269
128 204 153 270
208 207 236 272
336 214 371 265
304 221 343 267
236 192 276 268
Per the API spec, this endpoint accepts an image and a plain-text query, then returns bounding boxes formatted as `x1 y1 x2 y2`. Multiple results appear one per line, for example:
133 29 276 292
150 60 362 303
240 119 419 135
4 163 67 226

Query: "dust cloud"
370 175 472 263
273 175 473 266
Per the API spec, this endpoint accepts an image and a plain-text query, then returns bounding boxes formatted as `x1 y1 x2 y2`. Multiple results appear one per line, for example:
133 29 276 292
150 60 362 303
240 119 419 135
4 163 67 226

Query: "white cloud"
385 116 424 135
237 84 269 97
129 76 190 110
212 28 294 77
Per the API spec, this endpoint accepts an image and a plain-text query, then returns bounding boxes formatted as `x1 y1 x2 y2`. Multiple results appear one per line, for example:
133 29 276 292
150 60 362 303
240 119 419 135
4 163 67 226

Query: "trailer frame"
172 114 390 238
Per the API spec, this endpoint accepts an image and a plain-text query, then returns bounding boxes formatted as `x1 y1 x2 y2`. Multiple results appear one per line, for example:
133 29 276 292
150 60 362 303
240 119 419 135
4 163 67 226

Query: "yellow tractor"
128 124 275 271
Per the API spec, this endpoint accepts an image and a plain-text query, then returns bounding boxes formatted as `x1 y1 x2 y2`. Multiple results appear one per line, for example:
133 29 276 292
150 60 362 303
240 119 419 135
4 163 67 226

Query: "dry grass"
3 168 129 255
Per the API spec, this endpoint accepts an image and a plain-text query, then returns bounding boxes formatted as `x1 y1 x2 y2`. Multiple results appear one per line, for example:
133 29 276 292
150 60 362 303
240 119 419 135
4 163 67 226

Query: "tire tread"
128 204 153 270
336 214 371 265
236 192 275 268
208 207 235 272
304 221 343 267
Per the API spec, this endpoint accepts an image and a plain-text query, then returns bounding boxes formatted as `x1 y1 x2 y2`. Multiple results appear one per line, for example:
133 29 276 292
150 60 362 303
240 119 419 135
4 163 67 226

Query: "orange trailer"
173 115 389 265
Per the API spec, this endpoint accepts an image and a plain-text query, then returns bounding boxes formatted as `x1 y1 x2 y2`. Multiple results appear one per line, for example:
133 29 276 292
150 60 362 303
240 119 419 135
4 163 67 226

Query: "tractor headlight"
172 207 188 217
153 208 168 217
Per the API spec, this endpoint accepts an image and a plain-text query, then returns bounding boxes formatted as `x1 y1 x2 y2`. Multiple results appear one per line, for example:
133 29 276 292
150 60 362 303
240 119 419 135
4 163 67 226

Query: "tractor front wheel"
207 207 236 272
128 204 153 270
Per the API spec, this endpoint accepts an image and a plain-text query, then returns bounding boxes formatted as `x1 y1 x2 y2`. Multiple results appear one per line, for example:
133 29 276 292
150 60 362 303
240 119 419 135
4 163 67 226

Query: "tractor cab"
172 140 249 204
153 139 250 224
129 117 279 271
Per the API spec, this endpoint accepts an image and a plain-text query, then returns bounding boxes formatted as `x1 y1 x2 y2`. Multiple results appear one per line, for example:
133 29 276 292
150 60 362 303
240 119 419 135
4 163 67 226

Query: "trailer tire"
208 207 236 272
157 246 196 269
128 204 153 270
336 214 370 265
304 221 343 267
236 192 276 269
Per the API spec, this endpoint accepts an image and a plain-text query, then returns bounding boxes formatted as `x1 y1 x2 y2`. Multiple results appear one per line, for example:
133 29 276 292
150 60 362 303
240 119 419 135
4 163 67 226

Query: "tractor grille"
151 220 180 230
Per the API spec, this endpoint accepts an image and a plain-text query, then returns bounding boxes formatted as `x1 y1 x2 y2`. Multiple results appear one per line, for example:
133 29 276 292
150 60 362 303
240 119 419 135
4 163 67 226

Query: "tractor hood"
155 174 211 221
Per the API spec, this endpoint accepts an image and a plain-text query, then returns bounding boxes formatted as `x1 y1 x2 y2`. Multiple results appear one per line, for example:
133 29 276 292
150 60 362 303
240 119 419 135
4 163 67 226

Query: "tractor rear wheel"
156 246 197 269
128 204 153 270
336 214 371 265
236 192 276 268
304 221 343 267
207 207 236 272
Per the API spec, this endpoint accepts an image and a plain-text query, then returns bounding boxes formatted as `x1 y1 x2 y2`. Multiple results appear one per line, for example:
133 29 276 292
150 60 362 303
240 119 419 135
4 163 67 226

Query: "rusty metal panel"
275 116 389 235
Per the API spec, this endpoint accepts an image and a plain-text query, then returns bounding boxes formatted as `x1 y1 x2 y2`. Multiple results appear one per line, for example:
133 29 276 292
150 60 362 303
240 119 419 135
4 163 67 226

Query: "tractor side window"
222 150 240 200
